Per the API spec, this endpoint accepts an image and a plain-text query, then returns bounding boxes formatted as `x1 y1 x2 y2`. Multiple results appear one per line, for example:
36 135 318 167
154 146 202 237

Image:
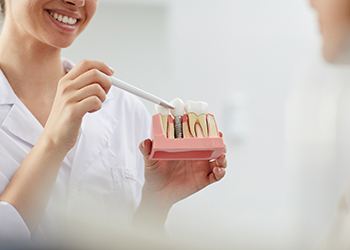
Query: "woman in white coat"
0 0 227 244
288 0 350 248
310 0 350 248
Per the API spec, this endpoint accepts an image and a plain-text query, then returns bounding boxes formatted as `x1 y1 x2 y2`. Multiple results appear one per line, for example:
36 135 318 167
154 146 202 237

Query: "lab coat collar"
0 69 16 105
0 78 72 166
0 69 43 146
1 103 43 147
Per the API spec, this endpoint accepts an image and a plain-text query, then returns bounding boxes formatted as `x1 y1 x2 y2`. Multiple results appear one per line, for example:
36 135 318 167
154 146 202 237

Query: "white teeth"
185 101 209 138
198 101 209 114
170 98 185 117
185 100 197 114
155 105 170 116
185 100 208 115
49 11 78 25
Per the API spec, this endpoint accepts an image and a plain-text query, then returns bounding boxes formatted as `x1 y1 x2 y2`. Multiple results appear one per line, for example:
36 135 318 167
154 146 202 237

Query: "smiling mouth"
45 9 81 28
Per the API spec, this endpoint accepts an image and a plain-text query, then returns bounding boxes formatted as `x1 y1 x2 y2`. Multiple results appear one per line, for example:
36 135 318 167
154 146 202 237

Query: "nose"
63 0 85 7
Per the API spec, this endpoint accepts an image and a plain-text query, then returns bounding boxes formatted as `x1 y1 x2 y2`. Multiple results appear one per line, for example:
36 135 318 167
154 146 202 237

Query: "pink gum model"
149 114 226 160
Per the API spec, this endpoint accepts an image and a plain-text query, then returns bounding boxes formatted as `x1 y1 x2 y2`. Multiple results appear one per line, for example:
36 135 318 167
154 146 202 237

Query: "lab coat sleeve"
0 172 31 241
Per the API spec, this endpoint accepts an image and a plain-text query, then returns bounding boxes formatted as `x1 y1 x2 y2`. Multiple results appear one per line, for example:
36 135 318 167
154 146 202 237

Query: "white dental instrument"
111 77 174 110
62 61 173 109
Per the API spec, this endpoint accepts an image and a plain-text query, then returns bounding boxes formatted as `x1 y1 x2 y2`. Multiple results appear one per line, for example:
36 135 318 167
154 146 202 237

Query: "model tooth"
155 104 169 136
207 114 219 137
167 116 175 139
185 101 209 137
182 114 192 138
185 101 198 136
198 101 209 114
185 100 199 115
197 102 209 137
170 98 185 116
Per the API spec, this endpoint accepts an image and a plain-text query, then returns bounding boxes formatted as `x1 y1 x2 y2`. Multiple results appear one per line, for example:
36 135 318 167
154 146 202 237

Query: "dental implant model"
149 98 226 160
171 98 185 139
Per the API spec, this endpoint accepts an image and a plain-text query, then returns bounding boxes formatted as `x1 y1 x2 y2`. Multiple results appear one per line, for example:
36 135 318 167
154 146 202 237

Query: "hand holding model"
135 98 227 228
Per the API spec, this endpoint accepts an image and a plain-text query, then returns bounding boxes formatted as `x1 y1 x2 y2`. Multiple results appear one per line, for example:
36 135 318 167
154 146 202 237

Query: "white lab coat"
287 58 350 249
0 60 151 242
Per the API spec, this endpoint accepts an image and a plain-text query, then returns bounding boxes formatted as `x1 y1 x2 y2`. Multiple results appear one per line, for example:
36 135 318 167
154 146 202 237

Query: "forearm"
0 135 68 232
133 188 172 230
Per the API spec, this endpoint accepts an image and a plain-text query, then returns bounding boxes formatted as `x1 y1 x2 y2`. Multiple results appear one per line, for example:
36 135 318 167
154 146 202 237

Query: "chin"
323 44 350 65
322 48 337 64
45 38 76 49
57 41 74 49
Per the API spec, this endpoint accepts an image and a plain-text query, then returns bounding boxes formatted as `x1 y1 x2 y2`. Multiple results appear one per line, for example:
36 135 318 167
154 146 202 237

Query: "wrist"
37 133 70 158
134 188 173 229
141 189 173 213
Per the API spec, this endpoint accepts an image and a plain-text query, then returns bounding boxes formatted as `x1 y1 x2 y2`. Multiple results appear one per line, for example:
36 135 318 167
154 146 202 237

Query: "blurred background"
63 0 350 249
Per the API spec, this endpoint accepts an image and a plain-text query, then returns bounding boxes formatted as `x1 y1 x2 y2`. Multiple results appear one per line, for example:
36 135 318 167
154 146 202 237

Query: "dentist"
288 0 350 248
0 0 227 242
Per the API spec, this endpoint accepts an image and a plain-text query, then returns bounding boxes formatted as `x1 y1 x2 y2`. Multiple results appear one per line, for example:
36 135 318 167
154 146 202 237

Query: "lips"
45 9 82 32
48 10 78 25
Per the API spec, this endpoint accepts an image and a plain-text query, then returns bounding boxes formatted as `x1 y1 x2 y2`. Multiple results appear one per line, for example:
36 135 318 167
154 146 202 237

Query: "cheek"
82 3 97 28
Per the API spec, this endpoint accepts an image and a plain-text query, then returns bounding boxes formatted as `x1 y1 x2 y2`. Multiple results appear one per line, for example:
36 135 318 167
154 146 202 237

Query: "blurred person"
312 0 350 248
0 0 227 247
288 0 350 249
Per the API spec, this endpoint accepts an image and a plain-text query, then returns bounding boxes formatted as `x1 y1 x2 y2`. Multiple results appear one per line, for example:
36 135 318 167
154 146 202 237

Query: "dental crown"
155 98 219 139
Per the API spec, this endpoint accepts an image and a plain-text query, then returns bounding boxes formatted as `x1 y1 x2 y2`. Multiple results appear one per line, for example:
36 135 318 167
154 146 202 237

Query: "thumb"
139 139 153 157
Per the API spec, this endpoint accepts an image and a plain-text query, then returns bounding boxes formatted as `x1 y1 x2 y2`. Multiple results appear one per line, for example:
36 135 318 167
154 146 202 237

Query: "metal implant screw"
174 116 183 138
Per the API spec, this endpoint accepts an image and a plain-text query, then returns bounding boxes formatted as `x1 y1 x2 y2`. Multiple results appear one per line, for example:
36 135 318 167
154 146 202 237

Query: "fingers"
70 68 112 93
208 154 227 184
210 167 226 184
217 155 227 168
57 60 114 117
139 139 153 157
209 154 227 169
70 83 107 104
63 60 114 81
75 96 103 116
139 139 159 169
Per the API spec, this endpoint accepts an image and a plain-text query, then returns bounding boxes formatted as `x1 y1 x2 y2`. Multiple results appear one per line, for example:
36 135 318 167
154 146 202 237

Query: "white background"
64 0 323 248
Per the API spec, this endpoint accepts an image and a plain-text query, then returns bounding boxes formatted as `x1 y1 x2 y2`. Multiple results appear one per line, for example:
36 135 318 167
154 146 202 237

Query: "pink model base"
149 114 227 160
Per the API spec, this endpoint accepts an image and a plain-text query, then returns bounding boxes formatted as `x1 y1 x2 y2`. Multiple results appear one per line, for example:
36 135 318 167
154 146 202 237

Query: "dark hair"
0 0 4 14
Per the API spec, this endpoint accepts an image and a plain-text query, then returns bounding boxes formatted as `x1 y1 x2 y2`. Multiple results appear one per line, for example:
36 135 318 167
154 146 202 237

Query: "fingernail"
218 168 225 173
108 66 115 74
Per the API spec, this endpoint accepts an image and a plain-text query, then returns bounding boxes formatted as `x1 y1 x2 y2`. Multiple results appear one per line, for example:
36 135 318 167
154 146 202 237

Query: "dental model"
155 105 170 136
171 98 185 139
149 98 226 160
185 101 209 138
155 99 220 139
